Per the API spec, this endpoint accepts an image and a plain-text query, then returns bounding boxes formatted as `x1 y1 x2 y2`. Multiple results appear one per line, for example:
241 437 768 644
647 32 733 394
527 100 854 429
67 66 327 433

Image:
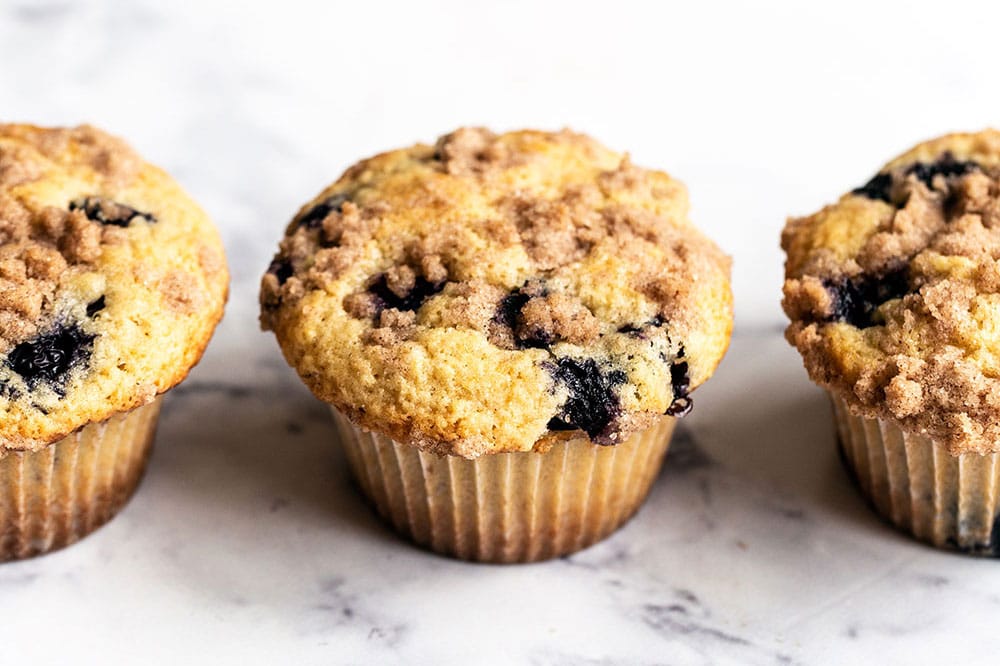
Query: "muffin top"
783 129 1000 455
0 124 228 453
262 128 732 458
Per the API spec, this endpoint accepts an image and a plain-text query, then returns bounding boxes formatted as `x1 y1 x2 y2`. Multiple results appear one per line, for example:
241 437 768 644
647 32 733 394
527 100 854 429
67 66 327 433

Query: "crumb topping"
783 129 1000 454
263 128 732 457
0 169 146 352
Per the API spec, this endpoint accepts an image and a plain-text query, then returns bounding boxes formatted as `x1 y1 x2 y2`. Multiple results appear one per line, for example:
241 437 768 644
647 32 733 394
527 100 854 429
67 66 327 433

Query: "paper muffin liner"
0 397 162 561
831 391 1000 555
331 408 677 563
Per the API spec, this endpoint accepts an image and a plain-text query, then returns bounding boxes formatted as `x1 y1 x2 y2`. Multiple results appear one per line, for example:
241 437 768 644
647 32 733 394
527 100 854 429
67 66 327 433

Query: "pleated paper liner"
331 408 676 563
831 392 1000 556
0 397 162 561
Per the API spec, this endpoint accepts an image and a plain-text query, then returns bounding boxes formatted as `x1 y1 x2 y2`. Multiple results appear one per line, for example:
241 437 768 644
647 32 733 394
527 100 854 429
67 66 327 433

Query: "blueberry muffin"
262 128 732 562
0 124 228 560
783 129 1000 555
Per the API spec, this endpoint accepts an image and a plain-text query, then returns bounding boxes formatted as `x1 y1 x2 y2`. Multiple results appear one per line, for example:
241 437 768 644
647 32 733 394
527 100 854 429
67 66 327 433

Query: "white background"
8 0 1000 332
2 1 1000 664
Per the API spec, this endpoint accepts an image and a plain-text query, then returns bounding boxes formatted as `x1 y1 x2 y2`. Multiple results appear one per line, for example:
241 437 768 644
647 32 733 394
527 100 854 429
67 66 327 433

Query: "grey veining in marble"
3 1 1000 664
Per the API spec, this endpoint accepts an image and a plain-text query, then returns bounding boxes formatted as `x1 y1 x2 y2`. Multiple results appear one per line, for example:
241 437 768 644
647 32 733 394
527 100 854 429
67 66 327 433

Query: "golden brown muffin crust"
263 128 732 458
783 130 1000 455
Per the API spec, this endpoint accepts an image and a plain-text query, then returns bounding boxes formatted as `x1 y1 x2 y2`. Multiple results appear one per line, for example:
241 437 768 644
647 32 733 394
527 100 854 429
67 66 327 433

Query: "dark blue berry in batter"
70 197 155 227
7 325 96 394
907 154 979 190
267 258 294 286
494 285 558 349
666 359 692 417
86 295 106 317
546 357 626 443
296 193 350 229
368 274 445 313
496 289 530 334
825 266 911 328
852 154 981 205
618 315 665 336
852 173 894 203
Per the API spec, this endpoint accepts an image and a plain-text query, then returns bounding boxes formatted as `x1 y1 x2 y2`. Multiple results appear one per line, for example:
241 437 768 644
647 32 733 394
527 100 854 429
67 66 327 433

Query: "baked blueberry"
86 295 106 317
852 173 894 203
267 257 294 286
907 154 979 189
368 273 445 313
7 324 95 393
546 357 626 442
495 289 531 335
69 197 155 227
666 360 692 417
824 267 911 328
296 193 350 229
618 315 665 336
494 288 553 349
852 154 981 206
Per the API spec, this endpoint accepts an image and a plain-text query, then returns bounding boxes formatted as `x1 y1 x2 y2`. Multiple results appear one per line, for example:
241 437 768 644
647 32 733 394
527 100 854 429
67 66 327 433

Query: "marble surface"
4 1 1000 664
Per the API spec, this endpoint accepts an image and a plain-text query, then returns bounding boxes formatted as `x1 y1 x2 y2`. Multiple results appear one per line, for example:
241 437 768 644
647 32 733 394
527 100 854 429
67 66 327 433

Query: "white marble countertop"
4 1 1000 664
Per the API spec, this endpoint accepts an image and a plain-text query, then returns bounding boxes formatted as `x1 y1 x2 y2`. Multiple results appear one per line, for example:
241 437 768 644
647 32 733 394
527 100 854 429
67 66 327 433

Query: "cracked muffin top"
783 129 1000 455
261 128 732 458
0 123 228 452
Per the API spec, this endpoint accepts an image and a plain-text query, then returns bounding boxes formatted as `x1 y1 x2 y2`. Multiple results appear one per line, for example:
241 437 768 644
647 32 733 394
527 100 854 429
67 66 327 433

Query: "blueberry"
496 290 530 333
267 257 294 285
296 193 350 229
906 153 978 189
493 285 555 349
545 357 626 443
69 197 155 227
852 154 980 205
516 329 553 349
824 266 910 328
852 173 893 203
7 325 96 394
618 314 665 335
666 359 692 417
519 331 553 349
368 273 445 313
86 295 106 317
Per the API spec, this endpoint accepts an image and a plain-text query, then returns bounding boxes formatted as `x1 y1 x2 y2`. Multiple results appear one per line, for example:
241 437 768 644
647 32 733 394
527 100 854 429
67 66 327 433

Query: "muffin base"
0 397 162 561
831 392 1000 556
331 409 676 563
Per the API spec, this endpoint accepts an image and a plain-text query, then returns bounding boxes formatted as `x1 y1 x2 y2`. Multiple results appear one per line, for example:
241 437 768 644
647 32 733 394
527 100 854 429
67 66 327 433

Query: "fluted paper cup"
831 392 1000 556
331 408 676 563
0 397 162 561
